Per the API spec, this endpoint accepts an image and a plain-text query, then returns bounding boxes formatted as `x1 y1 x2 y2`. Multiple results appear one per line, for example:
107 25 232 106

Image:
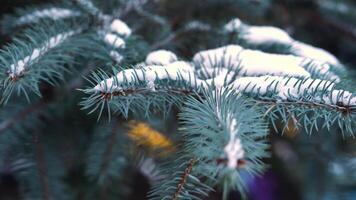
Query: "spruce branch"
0 20 96 103
79 60 234 119
150 89 269 199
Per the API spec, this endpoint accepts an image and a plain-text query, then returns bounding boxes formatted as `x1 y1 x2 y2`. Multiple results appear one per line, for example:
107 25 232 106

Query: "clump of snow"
224 18 243 33
322 90 356 106
224 115 244 169
241 26 294 45
145 50 178 65
110 19 132 37
231 75 335 100
110 51 124 63
203 71 235 89
193 45 244 69
193 45 311 78
94 61 196 92
104 33 125 48
238 50 310 77
224 17 342 69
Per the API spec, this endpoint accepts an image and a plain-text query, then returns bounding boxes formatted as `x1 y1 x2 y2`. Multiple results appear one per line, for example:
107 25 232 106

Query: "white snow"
16 8 81 26
145 50 178 65
322 90 356 106
224 116 244 169
92 44 354 108
203 71 235 89
224 18 243 33
197 67 230 79
9 29 80 78
110 19 132 37
224 18 342 68
94 61 196 92
238 50 310 77
110 51 124 63
104 33 126 48
193 45 244 69
241 26 294 45
231 75 335 100
193 45 311 78
291 41 340 66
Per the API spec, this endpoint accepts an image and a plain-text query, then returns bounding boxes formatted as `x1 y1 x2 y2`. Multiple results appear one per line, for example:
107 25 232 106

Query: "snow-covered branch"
8 29 82 79
15 8 81 26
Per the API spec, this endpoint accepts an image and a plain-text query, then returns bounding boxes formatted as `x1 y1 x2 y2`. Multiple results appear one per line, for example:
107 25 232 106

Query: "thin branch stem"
255 99 355 115
172 158 197 200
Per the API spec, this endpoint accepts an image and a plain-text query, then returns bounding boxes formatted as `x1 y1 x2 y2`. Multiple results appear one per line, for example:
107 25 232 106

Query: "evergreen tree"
0 0 355 199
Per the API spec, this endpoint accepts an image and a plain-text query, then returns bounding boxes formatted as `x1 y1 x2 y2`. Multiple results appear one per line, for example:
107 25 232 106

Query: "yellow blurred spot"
128 121 175 156
283 116 299 138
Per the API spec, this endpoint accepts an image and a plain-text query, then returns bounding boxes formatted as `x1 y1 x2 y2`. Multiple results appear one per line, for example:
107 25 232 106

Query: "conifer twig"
172 158 197 200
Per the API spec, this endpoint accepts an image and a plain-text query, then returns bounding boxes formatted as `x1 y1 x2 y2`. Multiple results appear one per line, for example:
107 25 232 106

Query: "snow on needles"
104 33 126 48
231 75 334 100
16 8 81 26
224 18 341 67
93 61 195 92
103 19 131 49
9 29 81 78
93 44 355 107
193 45 311 78
224 116 244 169
231 75 355 106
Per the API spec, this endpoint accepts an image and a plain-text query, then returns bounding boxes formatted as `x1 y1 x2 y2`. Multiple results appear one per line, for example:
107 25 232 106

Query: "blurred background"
0 0 356 200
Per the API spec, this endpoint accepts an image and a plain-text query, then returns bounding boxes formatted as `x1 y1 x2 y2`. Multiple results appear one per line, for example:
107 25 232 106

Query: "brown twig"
172 158 197 200
100 87 198 100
